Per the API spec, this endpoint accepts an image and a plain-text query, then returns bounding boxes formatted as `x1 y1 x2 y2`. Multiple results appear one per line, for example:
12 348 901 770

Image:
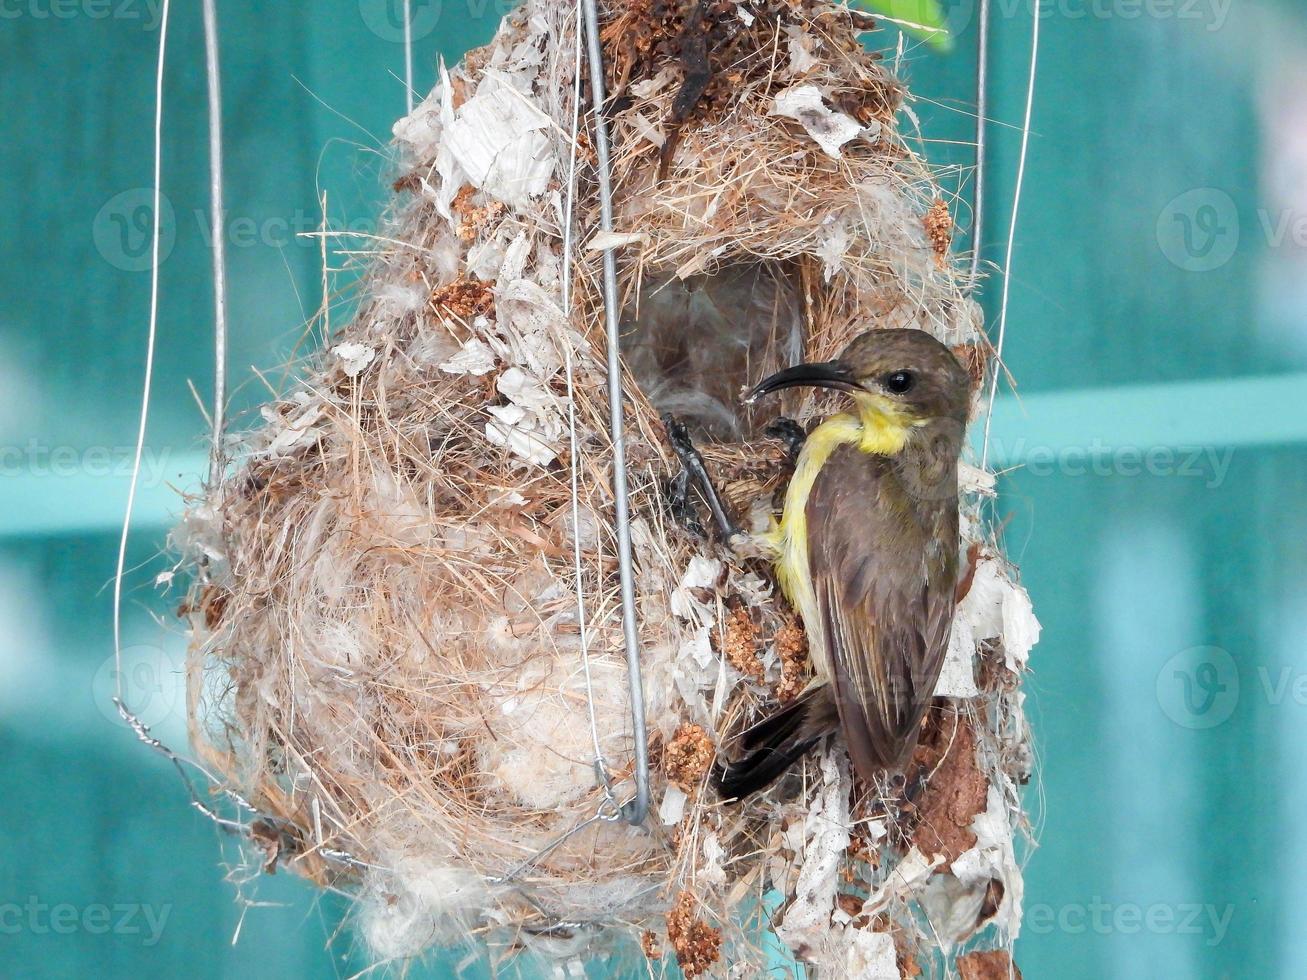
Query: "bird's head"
745 328 971 431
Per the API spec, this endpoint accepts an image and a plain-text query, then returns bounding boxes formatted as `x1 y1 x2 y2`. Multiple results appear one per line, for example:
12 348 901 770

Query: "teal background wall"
3 0 1306 977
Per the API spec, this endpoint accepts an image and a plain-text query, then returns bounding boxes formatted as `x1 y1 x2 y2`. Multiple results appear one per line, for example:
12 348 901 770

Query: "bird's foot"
863 768 931 834
901 766 930 810
662 413 744 547
764 416 807 464
664 467 707 540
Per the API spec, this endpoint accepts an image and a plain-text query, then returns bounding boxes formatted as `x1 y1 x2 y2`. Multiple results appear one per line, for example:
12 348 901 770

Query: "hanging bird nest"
176 0 1039 975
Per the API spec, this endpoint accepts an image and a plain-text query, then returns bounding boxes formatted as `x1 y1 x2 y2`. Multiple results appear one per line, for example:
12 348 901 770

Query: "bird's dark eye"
883 371 915 394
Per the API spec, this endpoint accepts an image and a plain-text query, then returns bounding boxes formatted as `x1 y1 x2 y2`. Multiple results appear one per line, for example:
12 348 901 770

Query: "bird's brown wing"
806 443 959 779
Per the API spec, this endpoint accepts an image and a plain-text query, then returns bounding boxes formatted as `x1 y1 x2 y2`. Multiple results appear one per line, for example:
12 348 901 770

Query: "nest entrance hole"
623 261 803 442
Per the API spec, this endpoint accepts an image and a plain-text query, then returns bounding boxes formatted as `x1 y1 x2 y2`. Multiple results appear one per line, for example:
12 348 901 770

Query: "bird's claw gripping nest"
662 413 745 548
666 466 708 540
764 416 807 464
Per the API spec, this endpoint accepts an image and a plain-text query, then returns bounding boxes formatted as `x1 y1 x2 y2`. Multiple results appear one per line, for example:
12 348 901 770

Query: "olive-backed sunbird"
711 328 970 798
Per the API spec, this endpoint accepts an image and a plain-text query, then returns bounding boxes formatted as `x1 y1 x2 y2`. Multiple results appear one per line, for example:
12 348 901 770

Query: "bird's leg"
662 413 742 545
865 767 931 835
664 466 707 540
900 764 930 810
764 416 807 464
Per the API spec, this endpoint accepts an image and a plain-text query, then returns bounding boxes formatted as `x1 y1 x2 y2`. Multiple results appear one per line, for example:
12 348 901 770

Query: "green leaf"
849 0 953 51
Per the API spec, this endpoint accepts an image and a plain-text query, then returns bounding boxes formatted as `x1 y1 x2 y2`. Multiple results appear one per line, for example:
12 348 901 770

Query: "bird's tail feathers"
712 686 836 799
735 686 820 751
713 737 821 800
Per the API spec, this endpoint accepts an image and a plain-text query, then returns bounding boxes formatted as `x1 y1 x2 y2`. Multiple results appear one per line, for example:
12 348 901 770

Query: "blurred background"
3 0 1305 977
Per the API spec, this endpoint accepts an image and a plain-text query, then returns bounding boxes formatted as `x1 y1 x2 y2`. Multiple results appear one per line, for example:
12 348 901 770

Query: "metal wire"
202 0 228 488
981 0 1042 470
580 0 650 826
403 0 415 114
968 0 990 287
109 0 376 882
560 0 622 819
120 4 649 903
112 0 171 687
489 804 616 886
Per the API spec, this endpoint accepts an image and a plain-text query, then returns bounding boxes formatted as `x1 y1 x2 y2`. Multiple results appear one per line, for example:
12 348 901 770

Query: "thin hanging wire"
109 0 375 877
403 0 415 113
112 0 172 692
108 0 239 839
968 0 991 287
202 0 228 488
981 0 1040 470
581 0 650 826
558 0 620 813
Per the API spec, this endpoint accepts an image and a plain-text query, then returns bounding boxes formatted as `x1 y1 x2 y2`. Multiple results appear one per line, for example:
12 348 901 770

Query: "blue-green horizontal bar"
976 371 1307 466
0 449 209 539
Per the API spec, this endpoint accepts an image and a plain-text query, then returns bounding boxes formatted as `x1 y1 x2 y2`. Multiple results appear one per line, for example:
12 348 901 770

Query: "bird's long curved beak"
744 360 858 404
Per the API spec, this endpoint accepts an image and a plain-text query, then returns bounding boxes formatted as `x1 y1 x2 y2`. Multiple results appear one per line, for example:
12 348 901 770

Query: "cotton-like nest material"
177 1 1039 976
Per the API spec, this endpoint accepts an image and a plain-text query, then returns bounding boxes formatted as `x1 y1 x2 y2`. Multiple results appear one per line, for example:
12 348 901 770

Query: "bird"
623 264 802 444
672 328 971 799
